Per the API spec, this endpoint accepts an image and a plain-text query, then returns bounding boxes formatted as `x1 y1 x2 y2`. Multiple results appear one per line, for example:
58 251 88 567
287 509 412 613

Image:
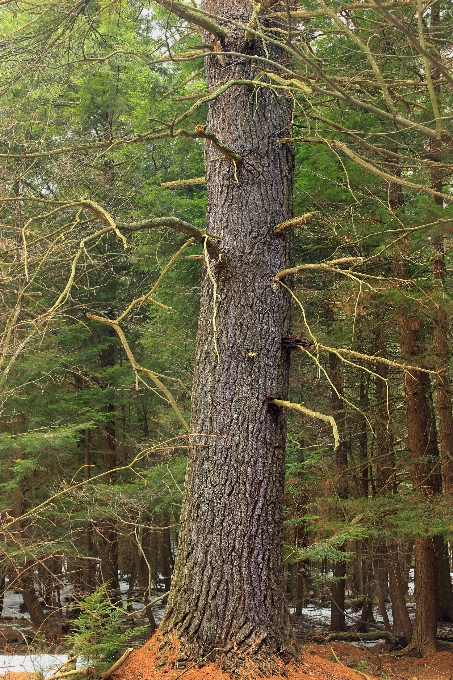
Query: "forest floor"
109 632 453 680
3 591 453 679
2 635 453 680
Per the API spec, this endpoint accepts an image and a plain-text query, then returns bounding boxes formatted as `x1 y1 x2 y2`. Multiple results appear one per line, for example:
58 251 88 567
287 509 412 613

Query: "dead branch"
101 648 134 680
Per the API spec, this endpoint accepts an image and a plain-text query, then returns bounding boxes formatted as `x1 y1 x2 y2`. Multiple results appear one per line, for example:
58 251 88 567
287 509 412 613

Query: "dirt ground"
109 634 453 680
2 634 453 679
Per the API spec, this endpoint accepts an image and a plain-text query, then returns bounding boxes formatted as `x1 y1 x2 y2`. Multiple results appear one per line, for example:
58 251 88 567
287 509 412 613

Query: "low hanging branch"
87 315 189 433
270 398 340 450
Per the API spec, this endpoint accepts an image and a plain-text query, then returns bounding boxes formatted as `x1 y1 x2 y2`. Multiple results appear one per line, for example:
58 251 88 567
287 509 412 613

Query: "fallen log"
325 631 393 643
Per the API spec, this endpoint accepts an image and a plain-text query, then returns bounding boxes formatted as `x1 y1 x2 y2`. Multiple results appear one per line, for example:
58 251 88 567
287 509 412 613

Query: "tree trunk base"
157 631 298 678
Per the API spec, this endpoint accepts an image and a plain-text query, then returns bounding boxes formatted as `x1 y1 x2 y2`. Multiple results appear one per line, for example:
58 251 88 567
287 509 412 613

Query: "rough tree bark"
159 1 296 673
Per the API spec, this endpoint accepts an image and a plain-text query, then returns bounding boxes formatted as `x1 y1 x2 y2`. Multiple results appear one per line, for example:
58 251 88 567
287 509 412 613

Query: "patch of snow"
0 654 68 678
407 568 415 596
1 590 30 619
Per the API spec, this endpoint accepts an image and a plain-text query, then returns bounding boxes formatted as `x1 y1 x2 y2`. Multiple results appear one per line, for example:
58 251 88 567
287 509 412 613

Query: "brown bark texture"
160 0 295 671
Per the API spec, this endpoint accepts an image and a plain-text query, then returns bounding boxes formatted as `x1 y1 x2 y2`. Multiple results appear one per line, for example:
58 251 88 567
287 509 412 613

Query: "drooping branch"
119 216 220 256
115 239 194 323
269 2 416 19
279 136 452 202
302 115 453 169
371 0 453 90
298 343 438 376
270 398 340 450
87 315 189 432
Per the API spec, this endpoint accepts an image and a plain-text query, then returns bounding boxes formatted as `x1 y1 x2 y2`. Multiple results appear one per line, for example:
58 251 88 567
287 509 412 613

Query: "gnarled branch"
152 0 228 38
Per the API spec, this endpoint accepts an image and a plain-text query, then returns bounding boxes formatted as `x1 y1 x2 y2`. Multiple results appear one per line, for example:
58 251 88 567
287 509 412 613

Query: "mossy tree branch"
270 398 340 450
273 212 319 235
87 315 189 432
152 0 228 38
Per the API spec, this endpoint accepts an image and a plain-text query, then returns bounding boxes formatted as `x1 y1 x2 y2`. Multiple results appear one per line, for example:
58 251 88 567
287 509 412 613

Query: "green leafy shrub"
67 583 146 676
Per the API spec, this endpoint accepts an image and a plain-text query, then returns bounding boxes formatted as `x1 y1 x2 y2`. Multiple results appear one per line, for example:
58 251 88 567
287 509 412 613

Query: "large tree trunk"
160 1 295 673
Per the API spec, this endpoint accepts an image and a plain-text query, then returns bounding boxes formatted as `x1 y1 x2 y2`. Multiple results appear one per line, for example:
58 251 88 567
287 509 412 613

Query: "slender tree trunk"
330 557 347 632
160 2 295 672
329 352 348 631
372 313 412 641
19 567 46 629
388 546 413 642
387 155 440 655
359 544 375 631
82 429 96 594
99 338 120 599
0 574 5 616
396 309 440 655
429 14 453 617
373 555 391 633
159 512 173 592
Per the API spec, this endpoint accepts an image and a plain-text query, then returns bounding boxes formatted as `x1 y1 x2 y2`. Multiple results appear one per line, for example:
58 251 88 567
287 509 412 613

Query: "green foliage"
285 525 368 564
67 584 146 676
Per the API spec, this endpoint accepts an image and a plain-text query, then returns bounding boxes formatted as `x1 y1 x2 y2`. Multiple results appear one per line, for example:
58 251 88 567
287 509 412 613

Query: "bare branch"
275 257 365 281
371 0 453 90
270 398 340 450
274 212 319 235
162 176 206 188
279 137 452 202
118 216 220 255
87 315 189 432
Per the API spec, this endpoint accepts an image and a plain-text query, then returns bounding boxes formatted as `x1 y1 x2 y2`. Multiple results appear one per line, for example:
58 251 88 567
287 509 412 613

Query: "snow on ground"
0 654 68 677
1 590 30 620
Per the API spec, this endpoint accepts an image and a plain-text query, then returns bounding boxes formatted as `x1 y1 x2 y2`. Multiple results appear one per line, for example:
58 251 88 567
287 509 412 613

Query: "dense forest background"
1 0 453 661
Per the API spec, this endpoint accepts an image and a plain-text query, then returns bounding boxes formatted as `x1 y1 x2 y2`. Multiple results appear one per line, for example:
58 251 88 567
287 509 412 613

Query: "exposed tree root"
156 630 297 679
